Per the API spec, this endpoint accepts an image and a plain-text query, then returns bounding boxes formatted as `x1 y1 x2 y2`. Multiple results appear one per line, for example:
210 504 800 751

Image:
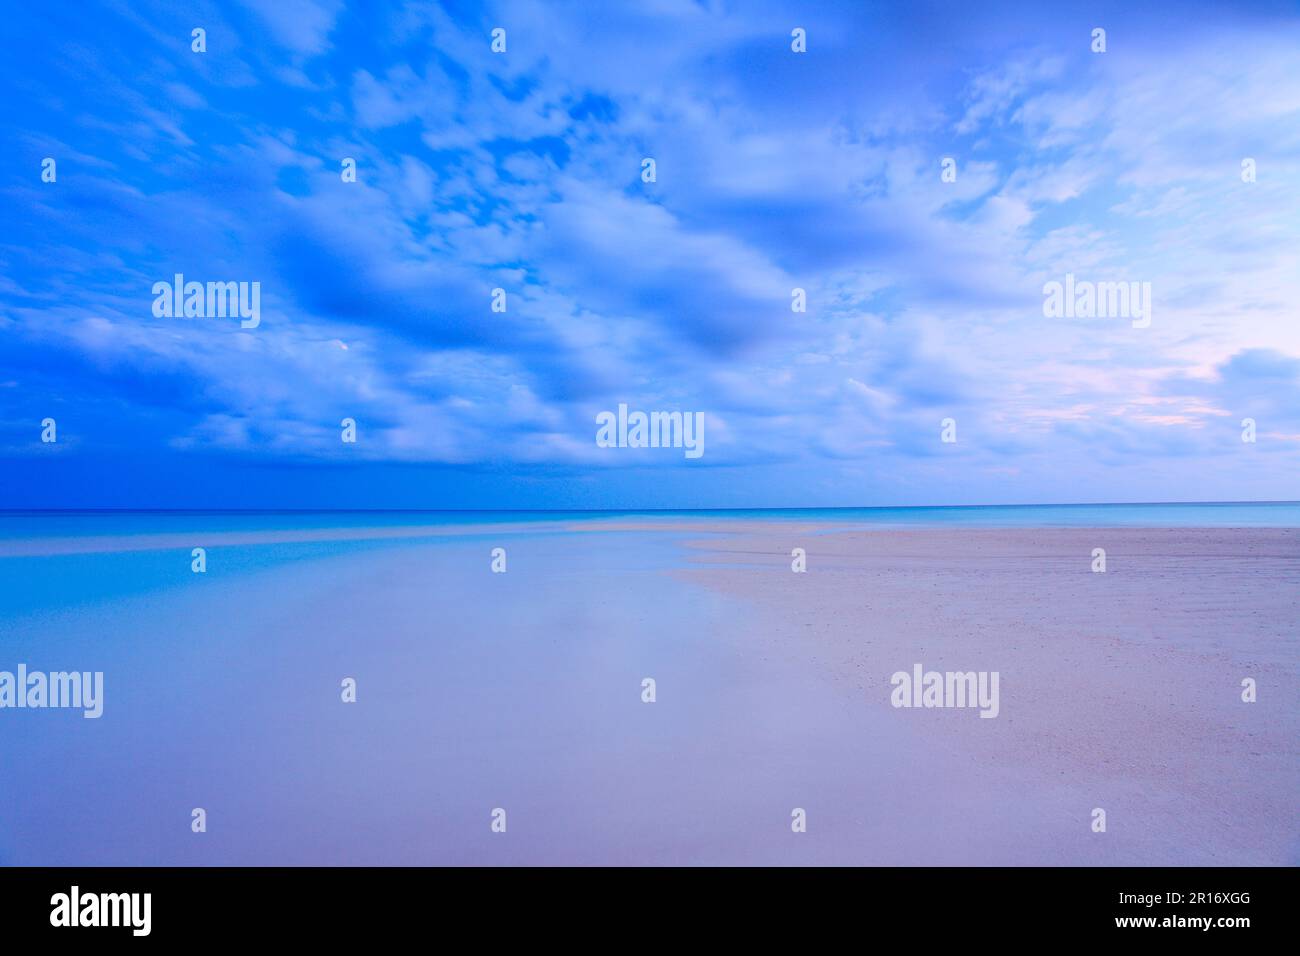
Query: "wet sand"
675 525 1300 864
0 522 1295 864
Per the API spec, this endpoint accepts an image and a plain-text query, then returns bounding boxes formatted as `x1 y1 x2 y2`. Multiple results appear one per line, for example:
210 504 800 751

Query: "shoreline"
0 515 1297 558
0 523 1295 864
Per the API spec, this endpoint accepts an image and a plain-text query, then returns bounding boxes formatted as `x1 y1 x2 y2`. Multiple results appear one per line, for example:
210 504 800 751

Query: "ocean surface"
1 500 1298 540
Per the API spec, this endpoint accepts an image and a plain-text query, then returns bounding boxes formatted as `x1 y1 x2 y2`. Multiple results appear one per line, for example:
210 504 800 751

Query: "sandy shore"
1 521 1294 865
674 525 1300 864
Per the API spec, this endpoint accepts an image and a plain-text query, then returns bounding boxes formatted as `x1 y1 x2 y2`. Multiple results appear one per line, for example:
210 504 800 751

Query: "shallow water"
1 513 1295 864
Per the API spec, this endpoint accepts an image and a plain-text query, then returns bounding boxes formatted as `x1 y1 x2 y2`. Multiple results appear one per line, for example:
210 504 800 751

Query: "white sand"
674 525 1300 864
2 522 1294 864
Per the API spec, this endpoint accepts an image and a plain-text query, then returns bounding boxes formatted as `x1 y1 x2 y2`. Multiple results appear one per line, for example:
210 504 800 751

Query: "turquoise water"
0 501 1294 621
0 501 1297 538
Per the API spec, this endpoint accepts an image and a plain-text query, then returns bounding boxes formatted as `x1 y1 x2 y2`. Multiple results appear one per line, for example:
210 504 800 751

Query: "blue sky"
2 0 1298 509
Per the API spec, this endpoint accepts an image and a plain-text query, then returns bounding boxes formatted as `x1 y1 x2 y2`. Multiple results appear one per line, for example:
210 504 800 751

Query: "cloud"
2 1 1298 504
239 0 343 57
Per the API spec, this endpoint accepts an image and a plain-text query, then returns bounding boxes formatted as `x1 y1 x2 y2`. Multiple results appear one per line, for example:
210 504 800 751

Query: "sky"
1 0 1298 510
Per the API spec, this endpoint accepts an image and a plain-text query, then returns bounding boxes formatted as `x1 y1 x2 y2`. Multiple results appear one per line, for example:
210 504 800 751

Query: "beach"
0 513 1295 865
675 524 1299 865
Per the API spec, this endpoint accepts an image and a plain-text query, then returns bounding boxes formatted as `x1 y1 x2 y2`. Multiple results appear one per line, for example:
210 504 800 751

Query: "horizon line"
2 500 1298 516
